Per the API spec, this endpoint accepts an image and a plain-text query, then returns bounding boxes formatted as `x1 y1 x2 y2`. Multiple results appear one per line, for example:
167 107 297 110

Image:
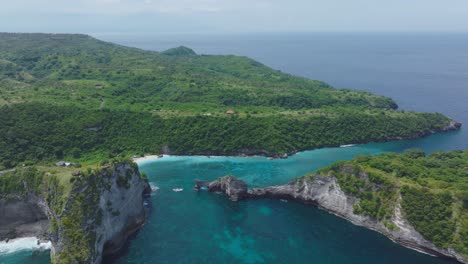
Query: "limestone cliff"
49 162 151 264
0 194 49 241
200 175 467 264
0 162 150 264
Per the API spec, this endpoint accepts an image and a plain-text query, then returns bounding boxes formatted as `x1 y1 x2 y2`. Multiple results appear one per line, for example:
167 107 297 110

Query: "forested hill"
314 150 468 259
0 33 397 110
0 33 460 168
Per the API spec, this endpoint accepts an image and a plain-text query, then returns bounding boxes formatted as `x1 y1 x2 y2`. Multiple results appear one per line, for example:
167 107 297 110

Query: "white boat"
172 188 184 192
340 144 356 148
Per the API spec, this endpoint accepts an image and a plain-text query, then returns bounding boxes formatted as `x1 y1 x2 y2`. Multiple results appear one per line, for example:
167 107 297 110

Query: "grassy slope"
314 150 468 257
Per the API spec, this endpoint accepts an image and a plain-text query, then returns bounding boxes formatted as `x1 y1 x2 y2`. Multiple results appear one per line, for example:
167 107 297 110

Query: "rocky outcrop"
0 195 49 241
97 164 151 258
195 176 248 201
441 120 462 132
50 162 151 264
199 175 466 264
0 162 150 264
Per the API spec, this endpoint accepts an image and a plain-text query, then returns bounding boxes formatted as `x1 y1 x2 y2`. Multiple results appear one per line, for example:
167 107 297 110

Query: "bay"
3 32 467 263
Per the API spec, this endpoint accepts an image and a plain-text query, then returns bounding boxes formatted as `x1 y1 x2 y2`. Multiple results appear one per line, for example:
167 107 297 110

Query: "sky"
1 0 468 34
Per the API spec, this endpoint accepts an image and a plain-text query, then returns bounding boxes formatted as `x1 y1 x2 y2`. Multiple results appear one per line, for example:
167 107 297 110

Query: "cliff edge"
198 161 467 264
0 161 151 264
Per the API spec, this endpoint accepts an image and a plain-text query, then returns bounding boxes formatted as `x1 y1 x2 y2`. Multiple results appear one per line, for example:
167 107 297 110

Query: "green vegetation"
0 33 456 168
0 159 143 264
400 186 455 248
0 33 398 111
0 102 451 169
0 33 463 262
162 46 197 56
316 150 468 256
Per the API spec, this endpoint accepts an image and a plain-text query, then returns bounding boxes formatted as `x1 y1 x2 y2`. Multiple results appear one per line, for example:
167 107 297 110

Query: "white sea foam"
339 144 356 148
0 237 51 255
149 182 160 192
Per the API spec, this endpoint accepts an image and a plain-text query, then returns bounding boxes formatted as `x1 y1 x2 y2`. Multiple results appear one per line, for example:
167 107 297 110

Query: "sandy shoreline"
133 155 168 164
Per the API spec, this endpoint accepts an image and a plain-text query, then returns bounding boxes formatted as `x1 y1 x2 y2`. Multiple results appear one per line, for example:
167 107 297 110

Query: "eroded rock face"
201 175 467 264
206 176 248 201
96 164 149 259
0 195 49 241
50 163 150 264
0 162 150 264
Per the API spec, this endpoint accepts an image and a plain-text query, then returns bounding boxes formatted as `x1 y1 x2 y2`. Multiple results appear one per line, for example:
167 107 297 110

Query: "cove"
2 32 467 264
0 133 462 264
105 134 461 264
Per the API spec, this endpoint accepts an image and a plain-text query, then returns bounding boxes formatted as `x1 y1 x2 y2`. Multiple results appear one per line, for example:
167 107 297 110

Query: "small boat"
172 188 184 192
340 144 355 148
280 199 288 203
268 157 274 160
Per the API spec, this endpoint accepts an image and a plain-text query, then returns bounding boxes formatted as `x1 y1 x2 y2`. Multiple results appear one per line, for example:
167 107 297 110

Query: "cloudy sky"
1 0 468 33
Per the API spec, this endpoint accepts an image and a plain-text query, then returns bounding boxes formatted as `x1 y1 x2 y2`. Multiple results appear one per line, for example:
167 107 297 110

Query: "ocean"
1 32 467 263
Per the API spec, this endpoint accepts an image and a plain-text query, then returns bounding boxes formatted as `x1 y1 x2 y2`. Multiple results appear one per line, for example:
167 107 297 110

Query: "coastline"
199 175 467 264
133 155 168 164
131 119 462 164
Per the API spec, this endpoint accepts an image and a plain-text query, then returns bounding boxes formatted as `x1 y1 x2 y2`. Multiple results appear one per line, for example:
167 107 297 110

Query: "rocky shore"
0 194 49 242
196 175 466 264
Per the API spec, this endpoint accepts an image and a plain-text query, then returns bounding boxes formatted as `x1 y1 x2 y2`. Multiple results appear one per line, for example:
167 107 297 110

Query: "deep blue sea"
1 33 467 264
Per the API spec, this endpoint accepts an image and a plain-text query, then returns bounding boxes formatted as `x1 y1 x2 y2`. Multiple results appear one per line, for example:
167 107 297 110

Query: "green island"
0 33 465 264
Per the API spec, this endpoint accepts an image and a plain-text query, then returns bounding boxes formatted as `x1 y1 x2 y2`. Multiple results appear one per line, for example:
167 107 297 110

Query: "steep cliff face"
50 162 151 264
202 175 467 264
0 195 49 241
0 162 150 264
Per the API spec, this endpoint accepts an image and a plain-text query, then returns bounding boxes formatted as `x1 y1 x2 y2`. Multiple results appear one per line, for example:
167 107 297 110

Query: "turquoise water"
2 33 467 263
0 249 49 264
2 138 464 264
106 139 459 264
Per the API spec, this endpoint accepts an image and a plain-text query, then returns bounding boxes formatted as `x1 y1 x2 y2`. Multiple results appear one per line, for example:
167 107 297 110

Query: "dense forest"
315 150 468 257
0 33 459 168
0 103 452 169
